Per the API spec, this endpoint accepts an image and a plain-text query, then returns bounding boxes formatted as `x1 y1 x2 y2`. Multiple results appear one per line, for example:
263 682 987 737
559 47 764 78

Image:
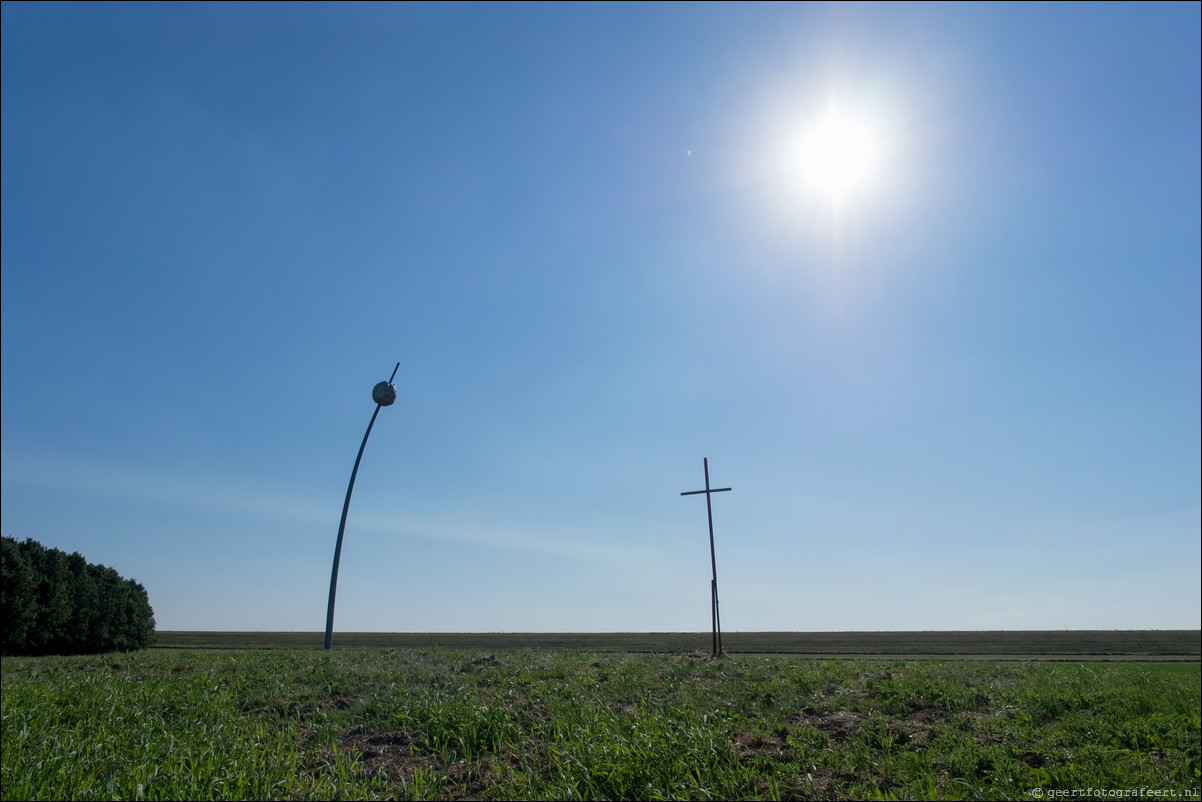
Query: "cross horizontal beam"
680 488 731 496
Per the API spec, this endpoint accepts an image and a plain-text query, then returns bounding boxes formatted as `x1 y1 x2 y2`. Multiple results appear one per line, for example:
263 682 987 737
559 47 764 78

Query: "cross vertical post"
681 457 731 657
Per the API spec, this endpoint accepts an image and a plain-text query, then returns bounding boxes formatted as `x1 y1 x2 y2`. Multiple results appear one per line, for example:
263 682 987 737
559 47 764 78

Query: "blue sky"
3 2 1199 633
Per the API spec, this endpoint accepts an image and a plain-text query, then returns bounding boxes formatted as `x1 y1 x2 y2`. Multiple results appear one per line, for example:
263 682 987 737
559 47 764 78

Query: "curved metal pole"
324 363 399 650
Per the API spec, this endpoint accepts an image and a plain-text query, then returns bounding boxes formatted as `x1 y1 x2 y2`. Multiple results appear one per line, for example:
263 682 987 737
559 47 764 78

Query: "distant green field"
153 629 1202 660
3 647 1199 800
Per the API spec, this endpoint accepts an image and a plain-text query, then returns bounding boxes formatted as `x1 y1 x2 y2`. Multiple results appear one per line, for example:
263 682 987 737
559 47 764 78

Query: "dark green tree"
1 537 37 653
126 580 156 650
28 543 72 653
65 551 99 651
1 536 156 655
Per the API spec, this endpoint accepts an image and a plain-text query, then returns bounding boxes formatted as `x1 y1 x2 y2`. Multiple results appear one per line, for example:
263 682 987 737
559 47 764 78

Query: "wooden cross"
681 457 731 657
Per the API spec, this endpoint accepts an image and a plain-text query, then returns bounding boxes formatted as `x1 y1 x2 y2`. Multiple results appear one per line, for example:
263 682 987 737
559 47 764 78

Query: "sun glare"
748 83 905 233
792 104 883 207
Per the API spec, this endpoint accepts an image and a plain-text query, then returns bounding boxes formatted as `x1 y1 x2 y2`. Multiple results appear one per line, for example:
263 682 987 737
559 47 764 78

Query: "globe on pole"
372 381 397 407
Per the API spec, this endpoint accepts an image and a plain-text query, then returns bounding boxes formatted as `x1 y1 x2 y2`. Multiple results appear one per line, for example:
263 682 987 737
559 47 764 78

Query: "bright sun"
792 105 883 207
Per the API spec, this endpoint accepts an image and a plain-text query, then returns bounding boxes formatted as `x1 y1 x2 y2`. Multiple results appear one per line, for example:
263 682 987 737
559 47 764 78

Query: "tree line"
1 536 156 655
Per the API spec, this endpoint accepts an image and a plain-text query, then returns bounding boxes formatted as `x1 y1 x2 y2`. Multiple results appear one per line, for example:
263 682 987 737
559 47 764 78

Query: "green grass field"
153 629 1202 660
3 640 1199 800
